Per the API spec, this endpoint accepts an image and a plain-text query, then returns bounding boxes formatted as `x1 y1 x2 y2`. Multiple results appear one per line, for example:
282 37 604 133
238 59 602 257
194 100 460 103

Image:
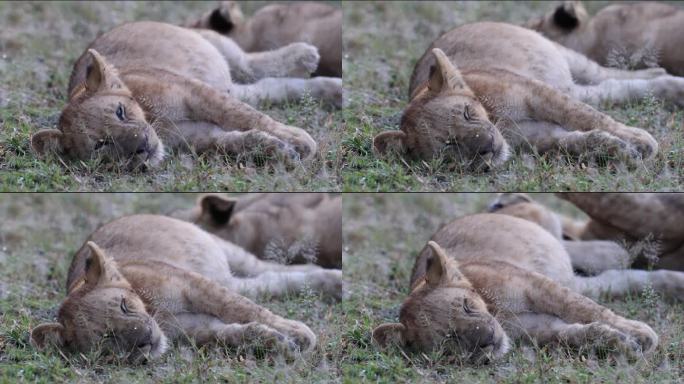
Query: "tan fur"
173 193 342 268
559 193 684 271
373 212 684 361
30 21 342 168
30 215 341 361
188 1 341 77
374 22 684 169
527 1 684 76
488 193 631 275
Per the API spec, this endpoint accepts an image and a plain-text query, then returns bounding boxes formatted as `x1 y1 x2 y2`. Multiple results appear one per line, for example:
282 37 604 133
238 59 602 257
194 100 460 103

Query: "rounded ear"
85 49 122 92
30 323 65 350
208 7 233 33
373 131 407 156
553 1 587 30
199 194 238 226
372 323 406 349
31 129 64 156
429 48 470 93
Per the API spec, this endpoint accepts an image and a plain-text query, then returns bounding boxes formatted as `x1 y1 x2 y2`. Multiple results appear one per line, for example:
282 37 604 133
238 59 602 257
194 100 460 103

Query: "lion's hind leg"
230 269 342 302
575 269 684 303
196 29 320 82
231 77 342 109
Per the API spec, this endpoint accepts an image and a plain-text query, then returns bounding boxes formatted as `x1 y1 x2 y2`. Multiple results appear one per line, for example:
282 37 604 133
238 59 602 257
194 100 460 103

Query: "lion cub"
374 22 684 169
527 1 684 76
188 1 341 77
30 215 341 362
373 211 684 361
559 193 684 271
176 193 342 269
31 21 342 169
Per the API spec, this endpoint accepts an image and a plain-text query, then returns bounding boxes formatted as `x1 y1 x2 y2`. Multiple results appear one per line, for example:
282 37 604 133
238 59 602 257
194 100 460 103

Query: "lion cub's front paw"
310 77 343 109
619 319 658 355
622 126 658 160
287 42 320 77
310 269 342 302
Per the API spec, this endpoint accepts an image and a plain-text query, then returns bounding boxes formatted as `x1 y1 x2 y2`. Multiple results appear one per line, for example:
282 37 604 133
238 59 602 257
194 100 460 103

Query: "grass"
0 1 342 192
342 193 684 383
0 194 344 383
340 1 684 192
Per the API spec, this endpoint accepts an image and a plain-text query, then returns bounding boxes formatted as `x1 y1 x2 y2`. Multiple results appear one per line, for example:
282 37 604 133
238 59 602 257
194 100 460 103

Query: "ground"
342 193 684 383
0 194 343 383
341 1 684 192
0 1 342 192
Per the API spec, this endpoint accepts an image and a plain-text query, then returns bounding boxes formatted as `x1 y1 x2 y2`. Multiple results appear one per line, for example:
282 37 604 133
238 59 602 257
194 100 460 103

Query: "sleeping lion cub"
30 215 341 362
188 1 342 77
374 22 684 169
31 21 342 169
373 212 684 361
527 1 684 76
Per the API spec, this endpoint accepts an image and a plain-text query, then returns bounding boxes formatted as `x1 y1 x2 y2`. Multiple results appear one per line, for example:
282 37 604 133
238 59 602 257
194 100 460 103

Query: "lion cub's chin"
149 332 169 359
492 333 511 359
145 141 166 168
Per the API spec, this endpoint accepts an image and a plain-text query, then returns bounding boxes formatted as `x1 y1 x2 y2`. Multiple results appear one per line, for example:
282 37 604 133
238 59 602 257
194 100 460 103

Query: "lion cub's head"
372 241 509 361
373 48 509 170
31 49 164 169
525 1 589 42
31 242 167 363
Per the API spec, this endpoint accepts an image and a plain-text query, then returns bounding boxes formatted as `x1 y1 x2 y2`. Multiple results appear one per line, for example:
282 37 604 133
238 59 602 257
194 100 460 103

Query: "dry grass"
0 1 342 192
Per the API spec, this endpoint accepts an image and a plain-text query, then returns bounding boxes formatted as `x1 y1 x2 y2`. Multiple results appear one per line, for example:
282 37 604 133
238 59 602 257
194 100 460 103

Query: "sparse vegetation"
341 1 684 192
0 1 342 192
342 194 684 382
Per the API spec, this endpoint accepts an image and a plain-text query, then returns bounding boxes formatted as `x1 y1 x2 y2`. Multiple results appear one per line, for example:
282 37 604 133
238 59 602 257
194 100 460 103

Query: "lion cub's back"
410 213 574 287
68 21 230 94
66 214 229 290
408 22 572 96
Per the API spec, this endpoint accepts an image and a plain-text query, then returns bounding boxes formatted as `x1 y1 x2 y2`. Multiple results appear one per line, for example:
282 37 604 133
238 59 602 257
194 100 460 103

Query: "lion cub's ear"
85 241 126 286
553 1 588 30
373 131 407 156
85 49 123 92
428 48 471 94
372 323 406 349
199 194 238 226
426 241 465 286
31 129 64 156
31 323 65 350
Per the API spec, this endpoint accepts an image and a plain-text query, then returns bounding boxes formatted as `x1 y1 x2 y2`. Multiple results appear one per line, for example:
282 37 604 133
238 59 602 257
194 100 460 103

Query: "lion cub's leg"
170 274 318 353
196 30 320 81
500 120 639 163
575 269 684 302
164 121 301 162
557 43 668 84
507 313 640 355
464 264 658 354
217 239 331 276
231 77 342 109
572 77 684 109
521 81 659 160
168 313 299 357
562 240 631 275
230 269 342 302
124 72 318 160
